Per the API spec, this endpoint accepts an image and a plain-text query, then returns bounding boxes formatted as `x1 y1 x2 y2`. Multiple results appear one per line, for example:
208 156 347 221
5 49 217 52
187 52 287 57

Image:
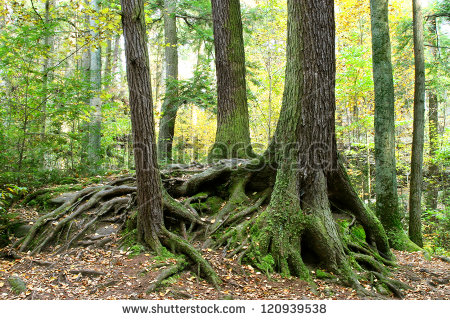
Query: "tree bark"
426 17 439 210
369 0 415 250
88 0 102 172
409 0 425 247
41 0 54 140
121 0 164 252
80 2 91 166
158 0 179 163
245 0 392 286
209 0 253 161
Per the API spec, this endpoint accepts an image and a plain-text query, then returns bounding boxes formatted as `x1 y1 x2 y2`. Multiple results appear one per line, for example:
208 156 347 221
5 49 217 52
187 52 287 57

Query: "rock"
8 276 27 295
95 224 119 237
50 192 78 204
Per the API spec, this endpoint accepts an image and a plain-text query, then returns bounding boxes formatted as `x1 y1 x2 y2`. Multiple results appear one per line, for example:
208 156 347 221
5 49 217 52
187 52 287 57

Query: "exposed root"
171 165 232 197
354 253 386 274
57 197 130 253
328 161 394 260
370 271 413 299
347 242 396 267
16 160 412 296
212 188 270 233
147 259 187 293
19 186 102 252
30 186 136 254
207 173 251 236
160 228 221 289
162 190 206 226
68 269 106 277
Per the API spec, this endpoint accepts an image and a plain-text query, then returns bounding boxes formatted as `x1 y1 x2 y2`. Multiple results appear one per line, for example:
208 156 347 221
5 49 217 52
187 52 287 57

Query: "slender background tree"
158 0 179 162
409 0 425 247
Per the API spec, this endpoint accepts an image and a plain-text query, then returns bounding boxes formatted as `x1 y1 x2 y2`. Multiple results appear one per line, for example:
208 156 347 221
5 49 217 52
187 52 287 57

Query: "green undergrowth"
0 185 27 247
423 203 450 256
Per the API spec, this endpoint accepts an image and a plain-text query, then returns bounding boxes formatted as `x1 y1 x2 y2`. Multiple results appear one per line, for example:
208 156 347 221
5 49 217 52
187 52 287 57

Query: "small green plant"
315 269 335 279
128 243 146 257
154 247 179 261
255 254 275 276
161 274 181 286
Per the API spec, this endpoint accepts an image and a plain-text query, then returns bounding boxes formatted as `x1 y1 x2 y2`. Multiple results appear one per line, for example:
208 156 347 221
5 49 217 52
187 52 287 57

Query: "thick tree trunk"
209 0 253 161
369 0 416 250
294 0 357 285
88 0 102 172
121 0 164 252
409 0 425 247
158 0 179 163
245 0 393 287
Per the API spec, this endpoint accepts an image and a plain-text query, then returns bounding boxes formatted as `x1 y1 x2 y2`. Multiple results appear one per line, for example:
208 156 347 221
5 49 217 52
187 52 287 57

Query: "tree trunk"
88 0 102 172
41 0 54 140
209 0 253 161
158 0 179 163
121 0 164 252
245 0 392 287
409 0 425 247
80 2 91 165
369 0 416 250
426 17 439 210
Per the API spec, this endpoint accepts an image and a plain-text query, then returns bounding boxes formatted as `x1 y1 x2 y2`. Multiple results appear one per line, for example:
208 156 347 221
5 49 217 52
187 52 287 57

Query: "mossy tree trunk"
369 0 418 250
209 0 253 161
409 0 425 247
246 0 392 288
158 0 179 163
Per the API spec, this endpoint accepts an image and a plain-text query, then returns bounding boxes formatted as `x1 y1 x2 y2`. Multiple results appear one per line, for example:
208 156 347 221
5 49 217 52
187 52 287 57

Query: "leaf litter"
0 244 448 300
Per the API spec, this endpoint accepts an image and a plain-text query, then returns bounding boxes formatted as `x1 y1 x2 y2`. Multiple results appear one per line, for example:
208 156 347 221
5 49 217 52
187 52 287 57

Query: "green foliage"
423 206 450 254
0 185 27 213
0 185 27 247
128 243 147 257
7 276 27 295
315 269 336 280
153 246 179 262
254 254 275 276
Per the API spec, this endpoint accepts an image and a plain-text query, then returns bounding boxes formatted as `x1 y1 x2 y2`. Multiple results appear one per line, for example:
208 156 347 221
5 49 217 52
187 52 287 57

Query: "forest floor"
0 241 448 300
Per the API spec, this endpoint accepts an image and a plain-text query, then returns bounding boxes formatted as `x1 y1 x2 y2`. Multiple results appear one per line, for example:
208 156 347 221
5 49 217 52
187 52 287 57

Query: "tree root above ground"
10 161 413 297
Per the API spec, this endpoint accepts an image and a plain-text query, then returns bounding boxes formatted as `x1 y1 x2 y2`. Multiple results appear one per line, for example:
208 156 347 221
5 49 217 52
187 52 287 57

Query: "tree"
235 0 393 287
209 0 253 161
409 0 425 247
426 16 439 210
12 0 413 297
41 0 54 140
120 0 220 286
87 0 102 172
158 0 179 163
121 0 165 252
369 0 418 250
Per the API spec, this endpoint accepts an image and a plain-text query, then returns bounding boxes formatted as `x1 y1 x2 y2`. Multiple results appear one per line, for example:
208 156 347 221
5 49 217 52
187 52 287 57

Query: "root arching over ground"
12 159 411 298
